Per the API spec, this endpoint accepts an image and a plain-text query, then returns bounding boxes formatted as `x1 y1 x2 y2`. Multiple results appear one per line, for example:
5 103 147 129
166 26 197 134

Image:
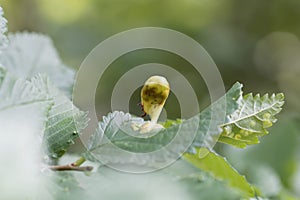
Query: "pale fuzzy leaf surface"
177 173 241 200
0 68 86 197
48 171 85 200
0 67 88 160
0 32 75 96
51 160 242 200
184 148 257 198
0 7 7 53
219 92 285 148
0 67 52 120
85 83 242 167
0 68 51 199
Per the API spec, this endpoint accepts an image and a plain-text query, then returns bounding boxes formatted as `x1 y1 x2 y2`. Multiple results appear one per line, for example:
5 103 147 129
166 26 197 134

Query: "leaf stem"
73 156 86 166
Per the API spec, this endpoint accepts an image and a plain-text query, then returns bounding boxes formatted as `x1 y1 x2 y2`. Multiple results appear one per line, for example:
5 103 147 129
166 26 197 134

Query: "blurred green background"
1 0 300 197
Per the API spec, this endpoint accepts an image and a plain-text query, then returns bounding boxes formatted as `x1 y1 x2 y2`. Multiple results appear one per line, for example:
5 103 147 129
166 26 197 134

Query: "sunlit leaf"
184 148 258 198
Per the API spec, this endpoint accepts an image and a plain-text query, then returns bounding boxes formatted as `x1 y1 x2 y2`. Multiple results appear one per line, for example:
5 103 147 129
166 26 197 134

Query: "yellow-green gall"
239 129 250 136
198 148 210 159
234 134 242 140
250 120 256 127
263 113 271 119
244 131 250 136
263 120 273 128
223 126 232 135
229 133 235 138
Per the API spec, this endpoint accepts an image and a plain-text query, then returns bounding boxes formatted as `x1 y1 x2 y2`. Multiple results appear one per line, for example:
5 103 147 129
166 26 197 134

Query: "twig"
49 164 93 172
48 157 93 172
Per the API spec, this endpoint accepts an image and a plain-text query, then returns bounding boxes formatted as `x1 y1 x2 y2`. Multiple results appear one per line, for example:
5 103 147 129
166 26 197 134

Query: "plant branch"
48 157 92 172
49 164 93 172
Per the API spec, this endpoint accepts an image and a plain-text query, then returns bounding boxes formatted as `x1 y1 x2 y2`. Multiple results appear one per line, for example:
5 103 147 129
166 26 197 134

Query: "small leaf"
218 92 285 148
184 148 258 198
39 77 89 160
0 32 75 96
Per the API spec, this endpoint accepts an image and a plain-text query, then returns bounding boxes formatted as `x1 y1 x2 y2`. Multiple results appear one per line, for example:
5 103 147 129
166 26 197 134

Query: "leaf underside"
218 92 285 148
86 83 242 166
41 77 89 160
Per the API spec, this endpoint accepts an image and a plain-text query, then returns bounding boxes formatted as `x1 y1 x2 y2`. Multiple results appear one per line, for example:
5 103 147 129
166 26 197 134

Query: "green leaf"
85 82 242 166
40 77 89 160
0 32 75 96
86 111 176 166
184 148 258 198
0 7 7 53
222 118 300 198
218 92 285 148
161 118 182 128
161 159 243 199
